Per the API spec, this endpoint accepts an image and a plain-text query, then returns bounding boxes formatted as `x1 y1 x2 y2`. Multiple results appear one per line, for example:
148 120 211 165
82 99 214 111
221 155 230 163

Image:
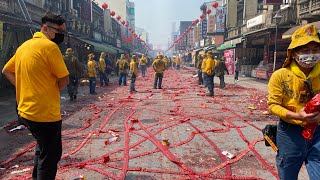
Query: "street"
0 66 308 180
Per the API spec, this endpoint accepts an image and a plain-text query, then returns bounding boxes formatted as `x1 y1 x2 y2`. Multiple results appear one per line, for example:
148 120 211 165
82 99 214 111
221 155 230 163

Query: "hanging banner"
0 22 3 50
201 19 207 39
224 49 235 75
215 7 225 33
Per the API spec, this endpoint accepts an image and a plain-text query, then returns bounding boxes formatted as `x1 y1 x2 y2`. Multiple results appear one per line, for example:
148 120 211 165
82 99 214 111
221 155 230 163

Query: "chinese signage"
215 7 225 33
247 14 265 28
81 0 92 22
207 15 215 33
117 39 121 48
201 19 207 39
224 49 235 75
264 0 282 4
0 22 3 50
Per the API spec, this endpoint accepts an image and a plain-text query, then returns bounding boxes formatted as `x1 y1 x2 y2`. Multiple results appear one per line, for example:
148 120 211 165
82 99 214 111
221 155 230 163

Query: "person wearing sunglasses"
268 24 320 180
2 13 69 180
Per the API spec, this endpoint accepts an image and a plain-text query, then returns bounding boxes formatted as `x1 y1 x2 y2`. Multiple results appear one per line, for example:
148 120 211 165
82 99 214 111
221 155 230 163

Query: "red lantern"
200 14 205 19
116 15 121 21
125 22 129 27
102 3 108 10
212 2 218 8
206 9 212 14
121 20 126 25
110 11 115 16
195 19 199 23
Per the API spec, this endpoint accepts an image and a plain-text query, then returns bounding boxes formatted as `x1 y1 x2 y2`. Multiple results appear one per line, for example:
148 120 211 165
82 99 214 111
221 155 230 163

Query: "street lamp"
273 12 282 72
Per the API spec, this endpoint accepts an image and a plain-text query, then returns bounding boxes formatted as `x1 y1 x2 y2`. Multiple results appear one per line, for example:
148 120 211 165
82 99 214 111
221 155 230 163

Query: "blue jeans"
130 73 136 91
206 74 214 95
277 120 320 180
141 65 146 77
176 65 180 70
203 73 207 87
89 77 96 94
118 73 127 85
99 71 108 86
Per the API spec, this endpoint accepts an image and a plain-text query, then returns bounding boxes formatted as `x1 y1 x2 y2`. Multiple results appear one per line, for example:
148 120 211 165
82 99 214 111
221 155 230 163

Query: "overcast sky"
133 0 210 49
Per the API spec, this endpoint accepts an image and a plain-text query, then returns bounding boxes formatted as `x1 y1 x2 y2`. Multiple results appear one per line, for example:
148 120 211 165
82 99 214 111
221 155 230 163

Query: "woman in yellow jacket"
268 24 320 179
98 52 108 87
203 51 216 96
87 53 97 94
129 55 138 92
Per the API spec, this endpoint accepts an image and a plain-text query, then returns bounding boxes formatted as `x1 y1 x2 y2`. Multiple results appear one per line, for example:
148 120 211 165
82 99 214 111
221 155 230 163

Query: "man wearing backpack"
63 48 81 101
152 54 166 89
139 54 148 77
116 54 129 86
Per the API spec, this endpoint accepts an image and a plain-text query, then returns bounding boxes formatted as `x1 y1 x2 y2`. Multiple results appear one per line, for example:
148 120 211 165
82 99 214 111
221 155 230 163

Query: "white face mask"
295 53 320 68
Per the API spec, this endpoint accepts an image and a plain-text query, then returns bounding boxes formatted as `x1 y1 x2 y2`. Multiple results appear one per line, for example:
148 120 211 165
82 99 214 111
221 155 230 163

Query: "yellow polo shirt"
87 60 97 77
130 60 138 75
4 32 69 122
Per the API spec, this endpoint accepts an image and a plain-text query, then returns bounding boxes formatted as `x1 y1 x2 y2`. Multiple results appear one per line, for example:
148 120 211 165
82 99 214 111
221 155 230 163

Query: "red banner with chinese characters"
224 49 235 75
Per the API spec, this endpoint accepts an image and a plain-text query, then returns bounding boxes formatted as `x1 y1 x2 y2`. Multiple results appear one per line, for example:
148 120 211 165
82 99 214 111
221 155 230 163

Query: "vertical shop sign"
224 49 235 75
0 22 3 50
215 7 225 33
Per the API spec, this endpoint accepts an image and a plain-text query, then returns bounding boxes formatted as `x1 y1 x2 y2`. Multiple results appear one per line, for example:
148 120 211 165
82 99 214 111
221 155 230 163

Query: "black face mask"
51 33 64 44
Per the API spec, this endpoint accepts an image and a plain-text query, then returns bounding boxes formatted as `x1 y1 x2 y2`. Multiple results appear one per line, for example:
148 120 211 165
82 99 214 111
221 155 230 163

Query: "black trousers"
21 117 62 180
154 73 163 88
235 71 239 80
197 70 203 85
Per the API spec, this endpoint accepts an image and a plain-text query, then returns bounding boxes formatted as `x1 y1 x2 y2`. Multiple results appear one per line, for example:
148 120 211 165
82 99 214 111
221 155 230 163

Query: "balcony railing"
300 0 320 16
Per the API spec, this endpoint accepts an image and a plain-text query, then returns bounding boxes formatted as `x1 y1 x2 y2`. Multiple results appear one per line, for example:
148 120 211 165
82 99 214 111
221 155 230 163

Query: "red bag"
302 93 320 140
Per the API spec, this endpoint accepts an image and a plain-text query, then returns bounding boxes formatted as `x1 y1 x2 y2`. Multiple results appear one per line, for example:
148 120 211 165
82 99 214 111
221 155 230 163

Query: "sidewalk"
0 95 18 128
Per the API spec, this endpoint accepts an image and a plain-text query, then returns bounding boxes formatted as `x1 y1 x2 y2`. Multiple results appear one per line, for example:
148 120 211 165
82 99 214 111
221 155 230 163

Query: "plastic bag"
302 93 320 140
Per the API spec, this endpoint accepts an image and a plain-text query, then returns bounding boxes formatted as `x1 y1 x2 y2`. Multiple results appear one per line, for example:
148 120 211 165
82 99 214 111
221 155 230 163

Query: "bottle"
302 93 320 140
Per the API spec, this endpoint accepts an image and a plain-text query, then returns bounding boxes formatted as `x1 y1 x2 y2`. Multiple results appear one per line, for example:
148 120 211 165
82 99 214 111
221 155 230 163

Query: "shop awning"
282 21 320 39
111 46 125 54
217 43 236 50
203 45 215 51
77 38 118 54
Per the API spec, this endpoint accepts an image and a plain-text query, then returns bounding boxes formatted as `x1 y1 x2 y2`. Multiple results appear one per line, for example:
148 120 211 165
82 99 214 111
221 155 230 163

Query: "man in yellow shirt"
130 55 138 92
268 24 320 179
139 54 148 77
98 52 108 87
203 51 216 96
152 54 166 89
197 54 204 85
201 53 208 87
87 53 97 94
175 55 181 70
2 13 69 180
116 54 129 86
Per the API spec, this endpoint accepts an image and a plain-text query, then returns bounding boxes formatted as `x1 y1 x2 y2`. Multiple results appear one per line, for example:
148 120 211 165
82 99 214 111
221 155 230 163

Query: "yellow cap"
120 54 125 59
283 24 320 67
88 53 94 58
65 48 73 54
158 54 163 59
